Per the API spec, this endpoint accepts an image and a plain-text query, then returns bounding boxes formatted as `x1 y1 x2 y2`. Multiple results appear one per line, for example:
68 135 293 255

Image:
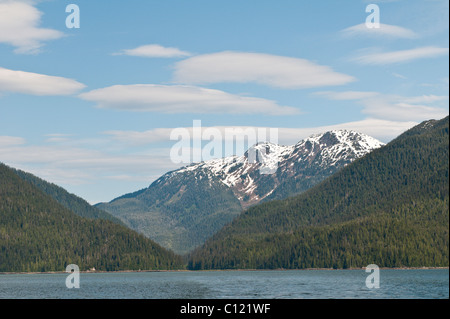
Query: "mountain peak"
300 129 383 148
174 130 384 186
296 130 385 166
170 130 385 204
99 129 385 254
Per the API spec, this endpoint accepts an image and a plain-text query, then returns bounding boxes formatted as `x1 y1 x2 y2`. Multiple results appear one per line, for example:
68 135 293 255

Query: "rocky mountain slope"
187 116 449 270
98 130 384 254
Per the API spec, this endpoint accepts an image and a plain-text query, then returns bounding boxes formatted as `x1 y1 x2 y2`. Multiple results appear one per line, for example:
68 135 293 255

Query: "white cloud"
275 119 419 144
115 44 192 58
341 23 418 39
1 142 181 203
0 0 64 54
0 117 426 203
361 93 449 122
103 118 421 148
173 51 355 89
361 98 448 121
353 46 449 65
44 133 74 143
314 91 379 100
392 73 407 79
315 90 449 122
0 142 179 185
0 135 26 147
105 127 279 147
79 84 300 115
402 95 449 104
104 128 175 146
0 67 86 96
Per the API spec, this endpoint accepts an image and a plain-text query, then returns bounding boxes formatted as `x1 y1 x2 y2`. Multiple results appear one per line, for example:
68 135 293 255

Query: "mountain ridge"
0 162 185 272
13 168 124 225
98 129 384 254
187 116 449 270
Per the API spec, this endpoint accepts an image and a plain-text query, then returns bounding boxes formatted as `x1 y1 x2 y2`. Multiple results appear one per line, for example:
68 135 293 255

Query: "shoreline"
0 266 448 275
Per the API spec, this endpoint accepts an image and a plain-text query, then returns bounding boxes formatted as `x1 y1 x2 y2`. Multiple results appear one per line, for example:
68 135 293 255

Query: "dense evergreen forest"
1 116 448 273
188 116 449 270
14 168 124 225
0 163 185 272
97 130 380 255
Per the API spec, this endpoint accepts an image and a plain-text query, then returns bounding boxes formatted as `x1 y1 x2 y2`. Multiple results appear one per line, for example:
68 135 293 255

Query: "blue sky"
0 0 448 204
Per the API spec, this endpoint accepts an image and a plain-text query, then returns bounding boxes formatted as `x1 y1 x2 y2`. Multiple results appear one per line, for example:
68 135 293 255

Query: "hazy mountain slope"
98 130 383 255
98 169 242 254
188 116 449 270
0 163 184 272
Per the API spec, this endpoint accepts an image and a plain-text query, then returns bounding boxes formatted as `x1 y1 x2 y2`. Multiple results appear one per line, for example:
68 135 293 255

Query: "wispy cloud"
276 119 418 144
114 44 192 58
314 91 379 100
0 141 179 185
341 23 418 39
173 51 355 89
361 99 448 122
392 73 407 79
44 133 74 143
102 119 420 148
0 117 425 204
0 0 64 54
79 84 300 115
0 67 86 96
0 132 183 203
353 46 449 65
316 90 449 122
0 135 26 147
104 129 175 146
402 95 449 104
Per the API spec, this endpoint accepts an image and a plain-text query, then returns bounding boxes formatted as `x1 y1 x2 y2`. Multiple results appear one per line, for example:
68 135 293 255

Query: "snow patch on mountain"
170 130 384 203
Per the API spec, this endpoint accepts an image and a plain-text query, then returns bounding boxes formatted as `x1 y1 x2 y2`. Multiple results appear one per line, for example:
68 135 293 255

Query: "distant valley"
97 130 384 254
1 117 447 273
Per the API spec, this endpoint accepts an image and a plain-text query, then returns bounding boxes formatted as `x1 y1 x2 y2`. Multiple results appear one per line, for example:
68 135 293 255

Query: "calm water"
0 269 448 299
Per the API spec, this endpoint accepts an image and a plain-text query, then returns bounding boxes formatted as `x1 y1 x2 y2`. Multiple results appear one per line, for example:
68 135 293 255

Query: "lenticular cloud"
173 51 355 89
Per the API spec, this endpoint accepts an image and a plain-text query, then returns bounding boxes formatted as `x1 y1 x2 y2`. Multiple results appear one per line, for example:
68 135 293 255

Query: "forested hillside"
97 169 242 255
188 116 449 270
0 163 185 272
14 168 124 225
98 130 383 255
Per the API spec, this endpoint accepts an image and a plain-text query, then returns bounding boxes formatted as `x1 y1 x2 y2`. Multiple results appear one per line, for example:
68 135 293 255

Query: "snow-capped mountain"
98 130 384 254
166 130 384 208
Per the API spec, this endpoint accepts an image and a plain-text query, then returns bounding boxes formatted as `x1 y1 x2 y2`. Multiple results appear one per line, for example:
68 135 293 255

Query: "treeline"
0 163 185 272
188 116 449 270
188 198 449 269
1 116 448 272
